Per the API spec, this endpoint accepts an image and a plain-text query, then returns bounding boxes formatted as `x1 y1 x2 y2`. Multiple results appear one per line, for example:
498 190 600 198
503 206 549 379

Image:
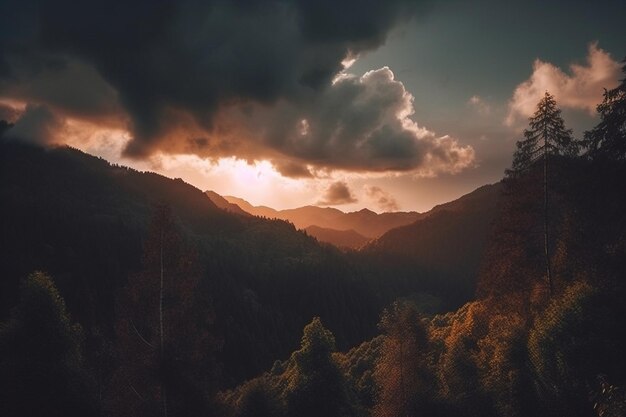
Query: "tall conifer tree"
284 317 355 417
108 205 215 416
373 301 431 417
509 91 578 175
507 92 577 297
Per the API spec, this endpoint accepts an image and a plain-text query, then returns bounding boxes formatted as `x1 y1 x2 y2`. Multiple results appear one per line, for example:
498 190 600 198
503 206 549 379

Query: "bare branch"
131 318 155 349
129 384 146 402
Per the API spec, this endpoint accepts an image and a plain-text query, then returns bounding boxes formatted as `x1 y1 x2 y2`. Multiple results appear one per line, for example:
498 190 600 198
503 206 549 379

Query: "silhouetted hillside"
361 183 502 305
205 190 251 217
304 225 370 249
477 157 626 302
0 141 383 386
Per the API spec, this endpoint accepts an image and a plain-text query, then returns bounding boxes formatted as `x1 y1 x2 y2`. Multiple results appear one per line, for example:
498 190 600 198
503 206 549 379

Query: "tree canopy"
0 272 97 417
284 317 356 417
508 91 578 176
583 58 626 160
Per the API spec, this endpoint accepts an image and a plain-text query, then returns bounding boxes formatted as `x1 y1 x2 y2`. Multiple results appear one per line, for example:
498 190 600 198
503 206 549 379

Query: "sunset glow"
0 0 623 213
1 1 625 415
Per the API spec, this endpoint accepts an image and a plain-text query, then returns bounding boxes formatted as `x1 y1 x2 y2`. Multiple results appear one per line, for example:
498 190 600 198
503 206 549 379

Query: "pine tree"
373 301 433 417
507 92 577 297
583 58 626 160
0 272 97 417
283 317 355 417
508 91 578 176
107 205 216 416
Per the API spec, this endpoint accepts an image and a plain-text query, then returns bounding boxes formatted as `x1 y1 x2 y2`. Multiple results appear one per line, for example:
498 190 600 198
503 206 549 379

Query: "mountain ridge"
219 194 423 238
360 182 502 304
304 225 370 250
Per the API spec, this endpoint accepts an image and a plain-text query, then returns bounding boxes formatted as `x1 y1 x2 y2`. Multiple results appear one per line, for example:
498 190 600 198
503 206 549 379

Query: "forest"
1 63 626 417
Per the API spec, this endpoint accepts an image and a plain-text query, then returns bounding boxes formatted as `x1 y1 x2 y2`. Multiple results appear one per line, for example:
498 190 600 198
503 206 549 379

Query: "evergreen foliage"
528 282 626 417
504 92 579 298
106 205 217 416
584 58 626 160
283 317 356 417
373 301 437 417
508 91 578 176
0 272 97 417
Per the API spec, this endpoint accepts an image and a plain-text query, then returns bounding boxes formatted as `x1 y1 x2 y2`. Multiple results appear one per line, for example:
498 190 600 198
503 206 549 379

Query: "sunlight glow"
230 159 281 186
298 119 309 136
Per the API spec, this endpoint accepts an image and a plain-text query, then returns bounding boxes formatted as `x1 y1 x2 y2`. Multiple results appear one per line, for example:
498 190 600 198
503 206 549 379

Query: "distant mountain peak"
205 190 251 217
220 193 422 238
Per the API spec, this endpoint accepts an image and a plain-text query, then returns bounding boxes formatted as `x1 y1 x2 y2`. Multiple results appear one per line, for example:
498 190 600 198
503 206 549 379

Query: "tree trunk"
399 339 407 417
543 130 553 297
160 230 168 417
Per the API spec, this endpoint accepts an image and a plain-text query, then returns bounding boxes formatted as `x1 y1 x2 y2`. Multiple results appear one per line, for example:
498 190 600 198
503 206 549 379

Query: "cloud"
365 185 399 211
468 95 491 115
272 159 313 178
0 57 121 122
317 181 357 205
0 0 475 178
3 103 63 144
222 67 475 175
0 102 19 123
0 0 426 149
506 43 622 125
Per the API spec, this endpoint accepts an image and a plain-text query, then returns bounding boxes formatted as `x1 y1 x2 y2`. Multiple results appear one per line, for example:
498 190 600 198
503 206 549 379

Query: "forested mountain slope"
304 225 370 249
360 183 502 306
0 141 381 386
220 157 626 417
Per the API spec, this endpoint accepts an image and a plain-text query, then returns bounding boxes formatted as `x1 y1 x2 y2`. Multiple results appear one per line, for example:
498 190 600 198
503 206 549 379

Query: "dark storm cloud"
0 57 121 120
317 181 357 205
272 159 313 178
0 0 423 146
0 0 476 176
0 103 19 122
232 67 475 174
3 104 62 144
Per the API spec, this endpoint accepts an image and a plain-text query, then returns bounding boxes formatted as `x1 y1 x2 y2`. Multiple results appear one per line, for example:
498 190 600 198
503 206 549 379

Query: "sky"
1 0 624 212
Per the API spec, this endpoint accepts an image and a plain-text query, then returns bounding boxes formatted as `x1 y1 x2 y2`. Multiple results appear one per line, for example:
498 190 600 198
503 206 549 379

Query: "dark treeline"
1 61 626 416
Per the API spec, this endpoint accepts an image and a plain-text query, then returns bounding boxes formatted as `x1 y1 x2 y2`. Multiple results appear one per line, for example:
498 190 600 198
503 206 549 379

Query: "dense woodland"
0 63 625 416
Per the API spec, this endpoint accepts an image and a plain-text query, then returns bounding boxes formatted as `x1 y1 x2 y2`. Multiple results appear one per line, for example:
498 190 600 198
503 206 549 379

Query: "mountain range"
206 191 428 249
203 181 501 307
220 195 423 238
206 183 500 253
0 139 501 385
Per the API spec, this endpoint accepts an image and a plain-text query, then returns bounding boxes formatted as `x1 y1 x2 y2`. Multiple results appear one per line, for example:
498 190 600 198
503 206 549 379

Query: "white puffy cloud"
506 43 622 125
